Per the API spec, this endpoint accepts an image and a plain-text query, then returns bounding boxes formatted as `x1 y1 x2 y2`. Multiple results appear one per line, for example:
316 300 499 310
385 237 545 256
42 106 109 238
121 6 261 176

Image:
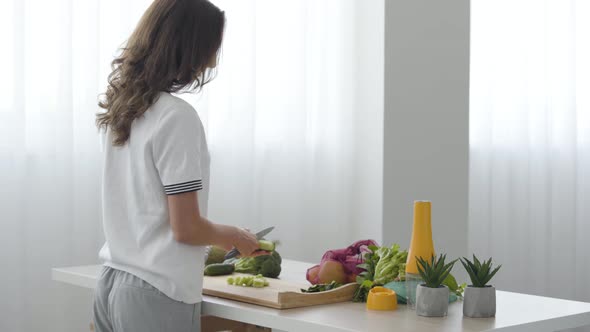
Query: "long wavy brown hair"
97 0 225 146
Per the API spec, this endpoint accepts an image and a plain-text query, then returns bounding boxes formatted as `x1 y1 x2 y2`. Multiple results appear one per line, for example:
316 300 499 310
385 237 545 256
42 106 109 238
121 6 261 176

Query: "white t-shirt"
99 92 210 303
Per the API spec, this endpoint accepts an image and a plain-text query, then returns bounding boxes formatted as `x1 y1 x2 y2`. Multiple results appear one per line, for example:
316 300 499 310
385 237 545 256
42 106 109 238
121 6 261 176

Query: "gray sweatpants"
93 266 201 332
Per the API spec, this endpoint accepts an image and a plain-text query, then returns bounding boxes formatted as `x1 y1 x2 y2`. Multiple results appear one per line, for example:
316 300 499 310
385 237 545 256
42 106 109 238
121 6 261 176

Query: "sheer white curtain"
0 0 383 331
470 0 590 302
182 0 384 261
0 1 152 331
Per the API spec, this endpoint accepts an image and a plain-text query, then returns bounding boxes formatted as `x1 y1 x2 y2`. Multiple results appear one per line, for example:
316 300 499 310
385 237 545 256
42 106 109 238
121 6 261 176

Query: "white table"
53 260 590 332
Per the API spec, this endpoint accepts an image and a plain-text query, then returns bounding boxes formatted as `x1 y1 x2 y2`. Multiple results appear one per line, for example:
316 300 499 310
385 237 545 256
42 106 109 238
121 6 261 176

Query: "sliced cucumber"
258 240 275 252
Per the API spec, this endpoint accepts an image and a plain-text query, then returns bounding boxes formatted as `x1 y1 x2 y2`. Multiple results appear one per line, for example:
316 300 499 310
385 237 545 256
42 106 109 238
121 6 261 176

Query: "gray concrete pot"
463 285 496 318
416 284 449 317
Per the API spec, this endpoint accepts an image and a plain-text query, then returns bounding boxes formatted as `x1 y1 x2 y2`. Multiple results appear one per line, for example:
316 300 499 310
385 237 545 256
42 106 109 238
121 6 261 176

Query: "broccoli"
271 250 282 264
231 251 282 278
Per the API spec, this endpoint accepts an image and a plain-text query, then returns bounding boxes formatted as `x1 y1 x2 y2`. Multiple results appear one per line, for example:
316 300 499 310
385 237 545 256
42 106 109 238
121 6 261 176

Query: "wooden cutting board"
203 273 358 309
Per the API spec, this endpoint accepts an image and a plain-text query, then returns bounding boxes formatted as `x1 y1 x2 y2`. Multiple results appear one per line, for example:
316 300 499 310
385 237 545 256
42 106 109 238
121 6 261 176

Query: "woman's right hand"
229 227 259 257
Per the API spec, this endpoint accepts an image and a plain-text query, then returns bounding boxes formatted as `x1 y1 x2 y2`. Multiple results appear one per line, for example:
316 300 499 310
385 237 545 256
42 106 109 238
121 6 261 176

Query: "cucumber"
258 240 275 252
204 263 235 276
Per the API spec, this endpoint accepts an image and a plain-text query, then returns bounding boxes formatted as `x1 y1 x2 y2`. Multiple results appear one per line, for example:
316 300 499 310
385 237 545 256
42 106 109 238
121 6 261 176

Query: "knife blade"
255 226 275 240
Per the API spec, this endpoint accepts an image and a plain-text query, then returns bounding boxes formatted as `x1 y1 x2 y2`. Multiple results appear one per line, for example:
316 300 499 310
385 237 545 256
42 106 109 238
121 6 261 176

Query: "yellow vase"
405 201 435 275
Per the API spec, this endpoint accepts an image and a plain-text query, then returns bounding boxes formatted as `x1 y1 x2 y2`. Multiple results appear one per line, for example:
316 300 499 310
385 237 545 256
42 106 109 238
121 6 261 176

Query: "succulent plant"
416 254 457 288
460 255 501 288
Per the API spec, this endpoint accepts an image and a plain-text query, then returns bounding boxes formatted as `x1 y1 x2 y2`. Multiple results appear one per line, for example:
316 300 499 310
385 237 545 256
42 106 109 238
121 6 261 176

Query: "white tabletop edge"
52 265 102 289
489 311 590 332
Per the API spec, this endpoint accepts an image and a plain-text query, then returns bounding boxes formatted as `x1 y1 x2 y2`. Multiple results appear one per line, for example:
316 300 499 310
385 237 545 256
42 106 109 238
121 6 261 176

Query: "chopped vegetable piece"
226 275 270 288
253 279 266 288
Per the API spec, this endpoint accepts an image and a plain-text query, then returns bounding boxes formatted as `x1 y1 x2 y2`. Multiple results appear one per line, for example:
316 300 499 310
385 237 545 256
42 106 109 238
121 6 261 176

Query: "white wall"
382 0 470 271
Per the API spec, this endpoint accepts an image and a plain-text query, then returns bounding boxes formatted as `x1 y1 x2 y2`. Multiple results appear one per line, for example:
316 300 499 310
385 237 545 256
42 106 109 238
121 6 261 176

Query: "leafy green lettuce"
373 244 408 285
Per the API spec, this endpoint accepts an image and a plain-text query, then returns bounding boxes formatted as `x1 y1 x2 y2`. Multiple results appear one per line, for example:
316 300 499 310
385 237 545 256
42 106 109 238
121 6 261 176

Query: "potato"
318 260 348 284
306 265 321 284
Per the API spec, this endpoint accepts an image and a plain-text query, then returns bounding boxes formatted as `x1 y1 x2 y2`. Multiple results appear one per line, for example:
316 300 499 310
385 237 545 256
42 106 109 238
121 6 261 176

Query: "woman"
94 0 259 331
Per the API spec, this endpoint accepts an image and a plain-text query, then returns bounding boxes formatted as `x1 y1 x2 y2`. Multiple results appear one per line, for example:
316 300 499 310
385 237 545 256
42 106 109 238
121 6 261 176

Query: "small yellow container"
366 287 398 311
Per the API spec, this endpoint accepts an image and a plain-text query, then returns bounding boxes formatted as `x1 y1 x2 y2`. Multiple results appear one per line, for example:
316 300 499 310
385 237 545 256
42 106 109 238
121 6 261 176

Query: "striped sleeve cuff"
163 180 203 195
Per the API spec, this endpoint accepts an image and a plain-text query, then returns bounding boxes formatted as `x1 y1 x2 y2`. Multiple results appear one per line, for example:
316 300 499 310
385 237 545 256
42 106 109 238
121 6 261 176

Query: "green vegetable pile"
226 251 282 278
204 241 282 279
352 245 468 303
373 244 408 284
227 274 269 288
353 244 379 302
353 244 408 302
301 281 342 293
